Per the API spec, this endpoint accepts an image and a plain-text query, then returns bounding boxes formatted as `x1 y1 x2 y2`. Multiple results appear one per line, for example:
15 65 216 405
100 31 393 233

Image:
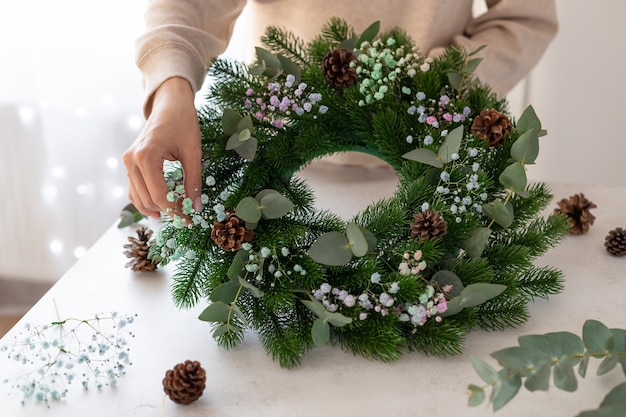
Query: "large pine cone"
410 210 448 241
605 227 626 256
123 227 157 272
163 360 206 405
322 48 358 88
471 109 512 146
211 213 254 251
554 193 597 235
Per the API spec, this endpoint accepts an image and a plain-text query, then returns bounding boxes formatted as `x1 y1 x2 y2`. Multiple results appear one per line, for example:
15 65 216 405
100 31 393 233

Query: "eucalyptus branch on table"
468 319 626 417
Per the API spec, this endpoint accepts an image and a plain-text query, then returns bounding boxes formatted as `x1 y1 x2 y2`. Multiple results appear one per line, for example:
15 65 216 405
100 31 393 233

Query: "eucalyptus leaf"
430 270 464 296
234 136 258 160
517 104 542 135
340 37 358 51
236 115 254 132
597 353 619 376
466 57 483 74
438 125 464 163
226 132 243 150
275 54 301 82
235 196 262 223
492 370 522 411
222 108 242 134
346 222 368 257
460 283 507 308
499 162 529 198
518 334 562 359
238 276 264 298
545 331 585 361
355 20 380 47
599 382 626 408
439 296 463 317
255 47 282 77
210 279 240 303
583 319 615 354
229 303 248 325
301 298 328 318
471 355 498 384
482 200 514 228
198 301 231 323
308 231 352 266
260 192 295 219
510 129 540 164
227 249 249 279
524 362 551 392
468 384 485 407
238 128 251 142
212 323 235 338
554 357 578 391
255 188 279 202
447 72 461 90
311 318 330 346
610 328 626 375
577 405 626 417
579 353 590 378
490 346 547 376
469 44 487 56
402 148 443 168
324 311 353 327
358 225 377 251
462 227 491 258
117 210 136 228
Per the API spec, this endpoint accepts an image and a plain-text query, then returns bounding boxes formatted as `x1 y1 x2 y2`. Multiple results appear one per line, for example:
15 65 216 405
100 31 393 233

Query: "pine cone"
163 360 206 405
471 109 512 146
211 213 254 251
123 227 157 272
605 227 626 256
554 193 597 235
410 210 448 241
322 48 358 88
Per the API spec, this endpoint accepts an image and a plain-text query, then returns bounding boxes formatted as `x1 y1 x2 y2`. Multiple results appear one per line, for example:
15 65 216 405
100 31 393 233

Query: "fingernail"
193 196 203 212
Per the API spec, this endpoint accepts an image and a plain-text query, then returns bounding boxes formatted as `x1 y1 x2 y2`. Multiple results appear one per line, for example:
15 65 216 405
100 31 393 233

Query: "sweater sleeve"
428 0 558 95
136 0 247 117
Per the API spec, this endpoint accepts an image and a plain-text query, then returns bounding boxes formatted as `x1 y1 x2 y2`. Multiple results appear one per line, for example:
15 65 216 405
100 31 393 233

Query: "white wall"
526 0 626 187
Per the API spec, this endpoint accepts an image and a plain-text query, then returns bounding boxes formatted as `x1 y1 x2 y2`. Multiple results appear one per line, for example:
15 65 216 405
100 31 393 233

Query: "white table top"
1 167 625 417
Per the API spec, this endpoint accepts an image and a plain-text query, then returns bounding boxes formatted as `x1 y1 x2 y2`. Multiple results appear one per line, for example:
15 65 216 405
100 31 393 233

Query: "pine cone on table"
211 213 254 251
554 193 597 235
605 227 626 256
322 48 358 88
470 109 512 146
410 210 448 241
123 227 157 272
163 360 207 405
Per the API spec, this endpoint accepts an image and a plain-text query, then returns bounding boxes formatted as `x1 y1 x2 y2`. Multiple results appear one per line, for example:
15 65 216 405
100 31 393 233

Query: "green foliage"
146 18 568 368
469 320 626 416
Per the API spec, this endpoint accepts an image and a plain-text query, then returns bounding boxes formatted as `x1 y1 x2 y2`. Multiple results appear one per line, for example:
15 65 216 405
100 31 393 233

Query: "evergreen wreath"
149 18 570 368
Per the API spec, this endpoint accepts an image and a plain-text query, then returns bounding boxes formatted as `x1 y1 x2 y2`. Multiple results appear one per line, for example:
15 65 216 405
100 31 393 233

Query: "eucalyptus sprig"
468 320 626 416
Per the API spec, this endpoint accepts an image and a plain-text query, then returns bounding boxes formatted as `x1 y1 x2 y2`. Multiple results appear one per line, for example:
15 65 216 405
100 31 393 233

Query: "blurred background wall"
0 0 624 286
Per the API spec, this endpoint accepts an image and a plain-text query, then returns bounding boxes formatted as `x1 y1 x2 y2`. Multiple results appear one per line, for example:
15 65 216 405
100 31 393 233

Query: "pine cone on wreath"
554 193 597 235
163 360 207 405
123 227 157 272
211 213 254 251
470 109 512 146
605 227 626 256
410 210 448 241
322 48 358 88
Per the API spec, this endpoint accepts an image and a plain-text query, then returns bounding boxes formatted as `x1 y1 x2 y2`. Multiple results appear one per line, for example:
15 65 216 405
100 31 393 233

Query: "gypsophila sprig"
1 312 136 405
145 18 568 368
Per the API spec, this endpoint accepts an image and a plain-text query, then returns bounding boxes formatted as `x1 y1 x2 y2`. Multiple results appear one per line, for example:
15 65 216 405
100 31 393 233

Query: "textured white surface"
1 170 625 417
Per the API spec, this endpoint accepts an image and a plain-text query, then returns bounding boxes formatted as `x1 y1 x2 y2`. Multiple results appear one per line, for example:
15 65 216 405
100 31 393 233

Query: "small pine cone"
163 360 206 405
605 227 626 256
554 193 597 235
471 109 512 146
410 210 448 241
211 213 254 251
322 48 358 88
123 227 157 272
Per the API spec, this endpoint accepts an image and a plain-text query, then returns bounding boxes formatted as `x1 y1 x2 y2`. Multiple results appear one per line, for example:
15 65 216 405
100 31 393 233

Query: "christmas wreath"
150 18 569 368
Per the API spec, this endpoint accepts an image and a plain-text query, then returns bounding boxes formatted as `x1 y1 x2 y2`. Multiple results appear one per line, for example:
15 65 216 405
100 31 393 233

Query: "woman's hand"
123 77 203 219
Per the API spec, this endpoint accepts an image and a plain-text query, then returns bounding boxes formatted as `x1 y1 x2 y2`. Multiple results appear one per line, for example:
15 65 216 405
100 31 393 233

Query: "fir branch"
261 26 309 67
407 319 467 356
516 265 564 300
170 254 207 309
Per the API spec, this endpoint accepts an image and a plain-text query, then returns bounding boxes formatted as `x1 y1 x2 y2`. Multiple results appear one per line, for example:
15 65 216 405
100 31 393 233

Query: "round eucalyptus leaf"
471 355 498 384
212 323 235 338
255 47 282 75
237 114 254 132
324 311 353 327
518 334 563 359
277 54 301 82
226 132 242 150
430 270 464 296
234 136 258 160
402 148 444 168
308 231 352 266
510 129 539 164
238 276 264 298
468 384 485 407
516 104 542 135
554 359 578 392
238 128 251 142
260 192 295 219
583 319 615 353
301 299 327 318
221 108 242 134
311 318 330 346
492 370 522 412
491 346 548 377
235 196 262 223
210 278 240 303
439 296 463 317
462 227 492 258
255 188 279 203
346 222 368 257
499 162 529 198
599 382 626 408
545 331 584 363
482 200 514 228
227 249 249 279
198 301 230 323
524 363 551 392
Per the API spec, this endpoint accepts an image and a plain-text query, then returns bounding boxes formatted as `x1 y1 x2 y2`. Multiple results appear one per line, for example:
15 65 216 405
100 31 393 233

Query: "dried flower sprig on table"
1 312 136 405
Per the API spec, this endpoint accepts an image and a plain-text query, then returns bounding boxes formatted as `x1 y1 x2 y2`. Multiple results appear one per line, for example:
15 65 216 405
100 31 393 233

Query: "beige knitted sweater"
136 0 557 117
